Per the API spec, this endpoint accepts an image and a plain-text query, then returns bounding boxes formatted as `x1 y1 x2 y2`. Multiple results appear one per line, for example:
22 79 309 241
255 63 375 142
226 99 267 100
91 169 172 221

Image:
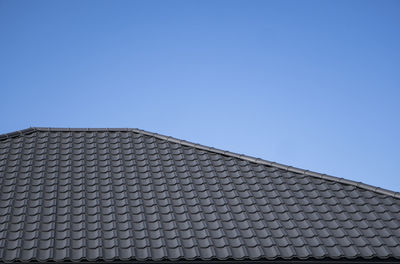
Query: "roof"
0 127 399 263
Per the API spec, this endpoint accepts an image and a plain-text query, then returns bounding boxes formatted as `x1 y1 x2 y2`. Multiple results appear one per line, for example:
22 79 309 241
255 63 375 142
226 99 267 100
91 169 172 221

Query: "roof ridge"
132 128 400 199
2 127 399 199
0 127 37 140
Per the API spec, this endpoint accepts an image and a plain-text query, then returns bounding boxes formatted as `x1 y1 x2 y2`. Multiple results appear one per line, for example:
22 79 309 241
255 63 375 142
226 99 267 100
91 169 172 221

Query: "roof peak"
1 126 399 199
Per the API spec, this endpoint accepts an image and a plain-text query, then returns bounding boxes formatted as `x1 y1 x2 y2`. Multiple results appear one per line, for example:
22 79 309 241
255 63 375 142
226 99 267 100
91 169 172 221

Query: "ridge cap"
1 127 399 199
0 127 37 140
134 128 400 199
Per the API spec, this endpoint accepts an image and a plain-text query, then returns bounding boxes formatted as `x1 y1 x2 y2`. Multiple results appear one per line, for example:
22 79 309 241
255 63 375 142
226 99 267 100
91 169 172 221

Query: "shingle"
0 128 399 262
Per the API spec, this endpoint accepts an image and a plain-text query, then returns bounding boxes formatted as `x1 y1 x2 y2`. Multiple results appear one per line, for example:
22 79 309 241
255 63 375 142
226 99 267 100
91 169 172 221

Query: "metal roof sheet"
0 127 399 262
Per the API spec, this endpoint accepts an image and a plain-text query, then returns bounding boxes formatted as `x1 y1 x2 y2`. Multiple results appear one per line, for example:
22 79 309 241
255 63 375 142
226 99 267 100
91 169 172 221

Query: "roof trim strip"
19 260 398 264
1 127 399 199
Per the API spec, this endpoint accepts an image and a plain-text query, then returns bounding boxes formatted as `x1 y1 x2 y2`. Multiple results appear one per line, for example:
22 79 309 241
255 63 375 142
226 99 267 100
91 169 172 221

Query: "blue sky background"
1 0 399 192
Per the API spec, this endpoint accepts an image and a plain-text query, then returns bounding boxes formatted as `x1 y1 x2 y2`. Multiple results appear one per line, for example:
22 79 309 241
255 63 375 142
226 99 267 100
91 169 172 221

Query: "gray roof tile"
0 128 399 262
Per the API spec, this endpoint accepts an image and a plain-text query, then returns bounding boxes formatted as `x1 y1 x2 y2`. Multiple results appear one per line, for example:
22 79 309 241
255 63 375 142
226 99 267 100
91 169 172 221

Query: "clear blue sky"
1 0 399 192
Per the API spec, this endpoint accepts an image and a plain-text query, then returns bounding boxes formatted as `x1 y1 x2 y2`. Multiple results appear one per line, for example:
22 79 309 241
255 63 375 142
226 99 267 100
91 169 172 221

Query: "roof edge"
0 127 37 140
2 127 399 199
131 128 400 199
7 259 398 264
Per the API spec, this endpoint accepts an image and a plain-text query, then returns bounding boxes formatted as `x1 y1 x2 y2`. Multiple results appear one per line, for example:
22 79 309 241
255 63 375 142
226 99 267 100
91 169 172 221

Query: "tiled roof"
0 127 399 263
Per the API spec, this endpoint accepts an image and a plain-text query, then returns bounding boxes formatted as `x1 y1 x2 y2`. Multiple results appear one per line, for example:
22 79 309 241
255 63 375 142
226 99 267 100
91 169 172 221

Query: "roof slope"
0 127 399 262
